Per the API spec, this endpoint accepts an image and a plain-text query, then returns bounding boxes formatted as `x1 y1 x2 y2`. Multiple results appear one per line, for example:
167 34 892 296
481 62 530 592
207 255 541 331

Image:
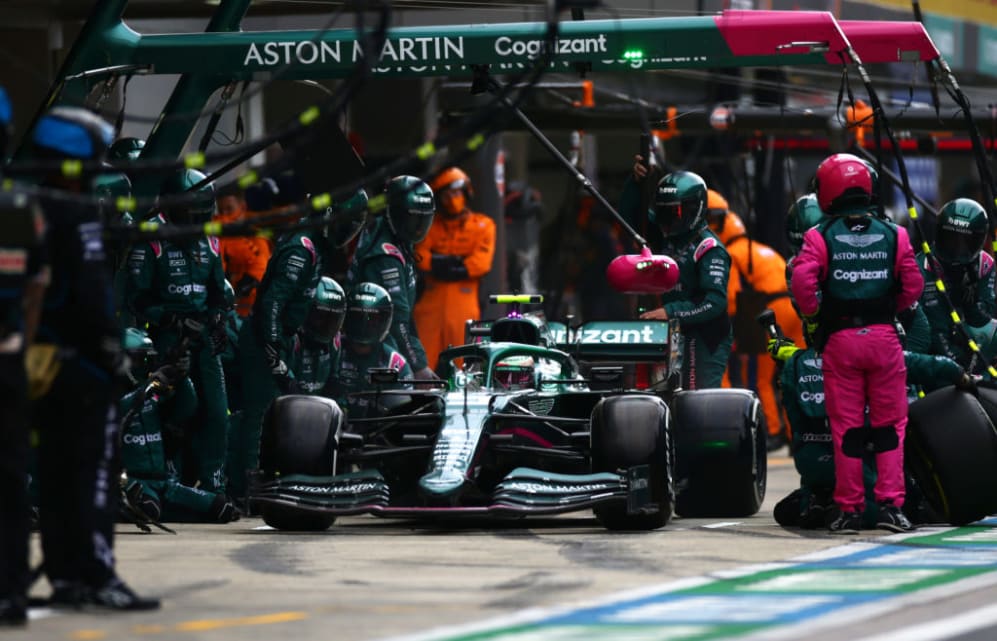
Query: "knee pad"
869 425 899 453
773 489 804 527
841 426 871 458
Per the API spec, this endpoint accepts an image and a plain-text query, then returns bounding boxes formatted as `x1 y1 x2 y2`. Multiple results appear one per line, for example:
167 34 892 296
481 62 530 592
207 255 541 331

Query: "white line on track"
701 521 743 529
854 602 997 641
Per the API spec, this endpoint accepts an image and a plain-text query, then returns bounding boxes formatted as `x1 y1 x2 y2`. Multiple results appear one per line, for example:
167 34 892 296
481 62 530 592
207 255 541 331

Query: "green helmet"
92 166 133 221
160 168 216 225
303 277 346 344
123 327 156 380
785 193 826 254
109 137 145 162
934 198 989 266
343 282 393 345
386 175 435 243
651 170 708 238
327 188 369 248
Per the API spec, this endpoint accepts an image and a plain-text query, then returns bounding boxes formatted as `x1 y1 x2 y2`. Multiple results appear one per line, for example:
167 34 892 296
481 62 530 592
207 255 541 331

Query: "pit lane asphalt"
20 451 997 641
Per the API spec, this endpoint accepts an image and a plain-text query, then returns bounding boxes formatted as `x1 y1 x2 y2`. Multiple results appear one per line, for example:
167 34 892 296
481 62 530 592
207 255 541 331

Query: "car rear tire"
672 389 767 518
906 386 997 526
259 394 343 531
590 394 673 531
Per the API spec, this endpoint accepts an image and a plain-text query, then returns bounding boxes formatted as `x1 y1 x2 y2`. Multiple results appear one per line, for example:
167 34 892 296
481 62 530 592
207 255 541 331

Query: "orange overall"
414 211 496 370
214 204 273 317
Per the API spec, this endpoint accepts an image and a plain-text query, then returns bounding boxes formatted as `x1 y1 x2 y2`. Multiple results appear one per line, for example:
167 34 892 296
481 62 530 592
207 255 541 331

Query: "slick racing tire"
590 394 673 531
907 386 997 526
259 394 344 531
672 389 767 518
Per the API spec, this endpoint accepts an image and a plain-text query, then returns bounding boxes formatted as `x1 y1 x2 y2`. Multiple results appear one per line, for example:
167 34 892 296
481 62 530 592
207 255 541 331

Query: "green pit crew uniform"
620 171 732 390
289 333 340 395
773 343 965 528
119 378 232 521
346 218 428 372
329 342 413 418
918 252 996 364
658 230 732 389
124 215 230 492
231 231 323 498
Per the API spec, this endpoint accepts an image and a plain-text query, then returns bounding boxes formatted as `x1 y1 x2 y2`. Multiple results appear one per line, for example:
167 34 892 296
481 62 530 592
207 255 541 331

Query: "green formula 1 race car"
250 295 766 531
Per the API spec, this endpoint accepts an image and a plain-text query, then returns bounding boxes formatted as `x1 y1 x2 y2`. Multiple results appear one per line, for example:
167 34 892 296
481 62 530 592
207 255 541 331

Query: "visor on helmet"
303 304 345 344
655 197 701 236
343 306 392 345
936 227 985 265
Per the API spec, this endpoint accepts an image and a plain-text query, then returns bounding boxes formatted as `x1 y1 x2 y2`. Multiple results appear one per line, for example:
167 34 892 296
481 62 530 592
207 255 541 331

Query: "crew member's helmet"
814 153 872 215
303 277 347 344
785 193 826 254
343 282 393 345
430 166 473 217
651 170 708 238
160 168 216 225
123 327 157 381
493 355 536 390
385 175 435 243
93 167 133 220
32 106 114 162
934 198 989 266
326 188 369 248
109 137 145 162
704 189 730 232
705 190 748 245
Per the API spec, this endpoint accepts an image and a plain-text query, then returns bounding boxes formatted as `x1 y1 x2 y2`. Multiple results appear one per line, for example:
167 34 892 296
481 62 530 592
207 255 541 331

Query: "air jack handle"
486 77 649 249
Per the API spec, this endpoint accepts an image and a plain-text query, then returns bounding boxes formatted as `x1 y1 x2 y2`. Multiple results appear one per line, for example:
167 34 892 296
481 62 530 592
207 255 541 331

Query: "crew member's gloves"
263 342 289 378
234 275 260 299
430 254 469 281
803 314 820 347
207 313 228 356
954 371 981 392
148 363 185 395
767 337 800 362
413 366 440 382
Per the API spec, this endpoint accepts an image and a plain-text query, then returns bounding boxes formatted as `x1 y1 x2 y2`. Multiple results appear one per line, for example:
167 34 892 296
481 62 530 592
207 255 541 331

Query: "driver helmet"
651 170 708 239
494 355 536 390
430 166 473 218
303 277 347 344
814 153 872 215
934 198 988 267
785 193 826 255
385 175 435 243
160 168 216 225
343 282 393 345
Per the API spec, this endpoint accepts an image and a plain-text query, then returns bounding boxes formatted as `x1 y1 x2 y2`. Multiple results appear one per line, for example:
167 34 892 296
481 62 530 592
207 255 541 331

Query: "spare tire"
258 395 344 531
590 394 673 530
906 386 997 526
672 389 766 517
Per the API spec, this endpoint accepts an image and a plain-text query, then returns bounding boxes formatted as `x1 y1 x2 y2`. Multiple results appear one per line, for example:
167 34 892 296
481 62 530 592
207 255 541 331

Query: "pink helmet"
606 247 680 294
814 153 872 214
